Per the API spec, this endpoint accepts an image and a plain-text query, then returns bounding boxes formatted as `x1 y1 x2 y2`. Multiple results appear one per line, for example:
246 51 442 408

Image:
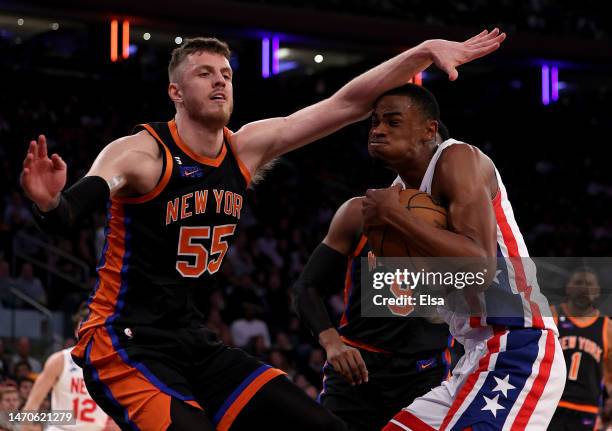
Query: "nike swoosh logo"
420 360 436 369
184 169 200 176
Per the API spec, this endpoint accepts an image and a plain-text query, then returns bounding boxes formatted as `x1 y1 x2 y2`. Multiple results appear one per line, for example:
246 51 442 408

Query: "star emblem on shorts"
492 269 503 285
492 374 515 398
481 394 505 417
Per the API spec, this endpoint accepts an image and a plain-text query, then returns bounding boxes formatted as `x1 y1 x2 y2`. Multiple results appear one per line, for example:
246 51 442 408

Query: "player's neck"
174 113 225 158
396 144 437 188
565 301 598 318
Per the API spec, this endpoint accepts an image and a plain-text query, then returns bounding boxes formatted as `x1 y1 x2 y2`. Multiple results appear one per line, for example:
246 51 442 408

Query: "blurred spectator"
17 378 33 406
3 191 32 232
268 349 296 380
15 263 46 306
12 338 41 374
205 308 233 346
230 303 271 349
302 348 325 389
0 386 20 411
13 361 35 381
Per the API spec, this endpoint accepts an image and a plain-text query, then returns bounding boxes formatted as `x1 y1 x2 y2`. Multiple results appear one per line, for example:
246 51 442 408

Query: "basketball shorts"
383 328 566 431
319 345 447 431
74 325 285 431
548 406 598 431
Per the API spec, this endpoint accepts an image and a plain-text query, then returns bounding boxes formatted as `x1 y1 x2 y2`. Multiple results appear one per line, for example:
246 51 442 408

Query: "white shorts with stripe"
383 327 565 431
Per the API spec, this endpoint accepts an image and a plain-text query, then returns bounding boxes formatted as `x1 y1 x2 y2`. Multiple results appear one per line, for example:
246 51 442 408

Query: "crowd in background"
1 4 611 423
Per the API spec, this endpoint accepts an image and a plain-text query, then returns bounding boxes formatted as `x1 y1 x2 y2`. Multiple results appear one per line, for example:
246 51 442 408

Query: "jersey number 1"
176 225 236 278
568 352 581 381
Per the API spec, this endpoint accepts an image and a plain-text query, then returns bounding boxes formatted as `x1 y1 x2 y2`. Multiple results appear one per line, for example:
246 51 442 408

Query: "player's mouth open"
210 93 226 101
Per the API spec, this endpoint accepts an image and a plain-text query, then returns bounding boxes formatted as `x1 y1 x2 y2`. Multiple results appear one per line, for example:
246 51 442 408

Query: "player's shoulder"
94 130 162 175
438 141 487 166
325 196 363 251
43 350 65 374
438 140 495 180
335 197 363 223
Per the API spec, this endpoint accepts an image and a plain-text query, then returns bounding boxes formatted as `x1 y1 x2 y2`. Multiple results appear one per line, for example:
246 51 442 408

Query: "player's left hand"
362 184 403 229
424 28 506 81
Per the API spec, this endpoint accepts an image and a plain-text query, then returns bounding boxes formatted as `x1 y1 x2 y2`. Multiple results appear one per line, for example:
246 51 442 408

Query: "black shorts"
548 406 598 431
319 348 447 431
77 325 285 431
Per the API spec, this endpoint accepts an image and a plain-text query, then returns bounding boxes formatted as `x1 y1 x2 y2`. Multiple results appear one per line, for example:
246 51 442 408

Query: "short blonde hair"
168 37 231 81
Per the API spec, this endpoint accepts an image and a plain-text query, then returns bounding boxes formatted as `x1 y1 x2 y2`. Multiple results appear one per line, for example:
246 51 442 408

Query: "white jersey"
47 348 108 431
393 139 557 344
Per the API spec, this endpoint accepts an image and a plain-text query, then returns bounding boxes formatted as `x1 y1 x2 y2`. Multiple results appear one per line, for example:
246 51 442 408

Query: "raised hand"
20 134 67 211
425 28 506 81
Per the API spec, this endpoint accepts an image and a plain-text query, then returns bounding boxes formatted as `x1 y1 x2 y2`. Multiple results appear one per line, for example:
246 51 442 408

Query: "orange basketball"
367 188 447 257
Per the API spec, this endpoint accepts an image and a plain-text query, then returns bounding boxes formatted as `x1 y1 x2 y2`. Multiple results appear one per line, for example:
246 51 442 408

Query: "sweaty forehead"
374 94 416 115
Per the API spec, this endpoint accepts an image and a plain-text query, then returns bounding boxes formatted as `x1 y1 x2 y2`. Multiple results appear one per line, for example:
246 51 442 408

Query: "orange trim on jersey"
339 235 368 327
168 119 227 166
561 303 600 328
353 235 368 257
88 327 173 430
114 124 174 205
558 400 599 414
74 202 127 359
341 336 391 354
216 368 285 431
224 128 252 186
604 317 610 362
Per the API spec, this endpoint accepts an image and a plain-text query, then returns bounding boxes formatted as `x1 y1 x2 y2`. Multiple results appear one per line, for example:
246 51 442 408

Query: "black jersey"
556 303 609 411
74 120 250 359
337 235 449 356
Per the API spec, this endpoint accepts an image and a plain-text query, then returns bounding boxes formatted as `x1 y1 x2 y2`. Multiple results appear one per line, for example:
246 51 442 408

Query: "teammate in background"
294 125 452 431
21 306 118 431
358 83 565 430
21 31 505 430
549 267 612 431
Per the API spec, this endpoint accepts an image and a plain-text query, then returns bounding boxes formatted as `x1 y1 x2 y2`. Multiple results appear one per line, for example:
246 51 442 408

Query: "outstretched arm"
22 351 63 411
233 29 506 174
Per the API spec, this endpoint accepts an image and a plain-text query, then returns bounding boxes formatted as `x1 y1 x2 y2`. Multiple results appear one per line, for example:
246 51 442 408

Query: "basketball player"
20 30 505 431
357 83 566 430
294 126 452 431
549 267 612 431
20 306 117 431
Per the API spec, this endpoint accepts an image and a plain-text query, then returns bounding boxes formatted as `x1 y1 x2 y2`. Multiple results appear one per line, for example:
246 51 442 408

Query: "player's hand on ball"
20 134 67 211
424 28 506 81
362 184 403 230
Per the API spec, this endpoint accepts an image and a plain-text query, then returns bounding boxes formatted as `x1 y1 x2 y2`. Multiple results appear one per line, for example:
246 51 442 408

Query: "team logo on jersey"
179 166 203 178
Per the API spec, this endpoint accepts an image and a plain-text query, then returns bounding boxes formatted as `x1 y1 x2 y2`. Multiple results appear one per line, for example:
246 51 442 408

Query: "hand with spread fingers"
425 28 506 81
20 134 67 211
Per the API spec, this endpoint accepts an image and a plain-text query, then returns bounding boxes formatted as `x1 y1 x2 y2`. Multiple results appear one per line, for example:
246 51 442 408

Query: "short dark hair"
168 37 231 80
376 83 440 122
437 120 450 141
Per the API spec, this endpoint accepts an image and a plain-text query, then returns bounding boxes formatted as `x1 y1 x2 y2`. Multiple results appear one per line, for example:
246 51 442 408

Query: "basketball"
367 188 447 257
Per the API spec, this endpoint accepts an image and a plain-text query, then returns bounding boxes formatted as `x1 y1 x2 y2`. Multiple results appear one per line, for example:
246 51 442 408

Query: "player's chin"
368 146 394 164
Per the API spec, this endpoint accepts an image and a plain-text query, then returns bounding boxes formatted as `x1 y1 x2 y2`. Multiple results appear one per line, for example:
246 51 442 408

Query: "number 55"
176 224 236 278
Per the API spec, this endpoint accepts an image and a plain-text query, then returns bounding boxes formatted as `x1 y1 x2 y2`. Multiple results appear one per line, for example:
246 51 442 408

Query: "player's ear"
424 120 438 142
168 82 183 103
